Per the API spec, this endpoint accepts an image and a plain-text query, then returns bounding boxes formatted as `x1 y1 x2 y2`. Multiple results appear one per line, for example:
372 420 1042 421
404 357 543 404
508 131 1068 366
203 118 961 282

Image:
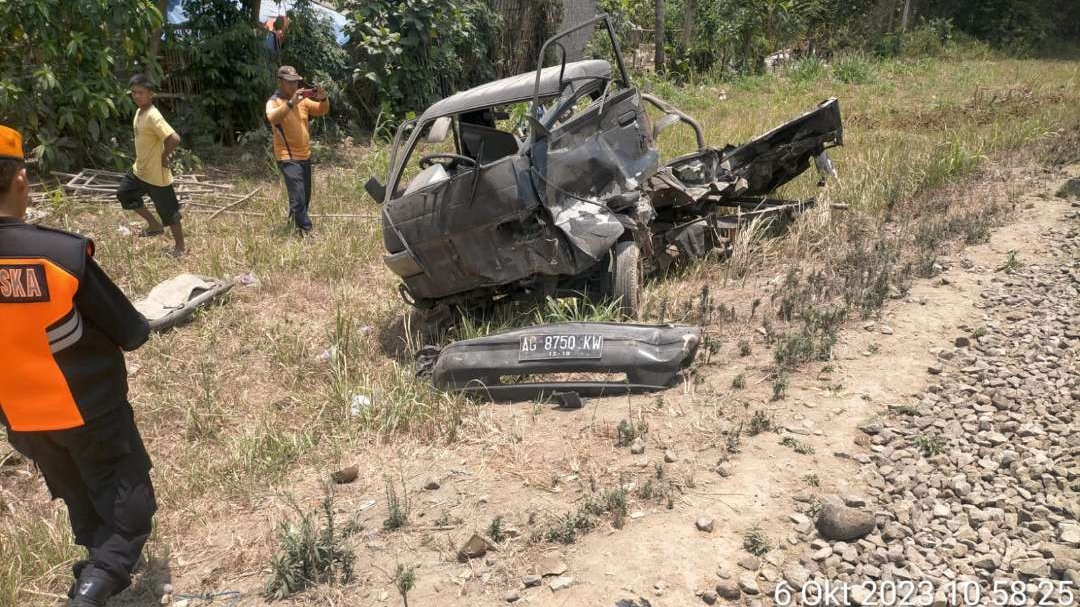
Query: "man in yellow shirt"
116 75 186 257
265 65 329 235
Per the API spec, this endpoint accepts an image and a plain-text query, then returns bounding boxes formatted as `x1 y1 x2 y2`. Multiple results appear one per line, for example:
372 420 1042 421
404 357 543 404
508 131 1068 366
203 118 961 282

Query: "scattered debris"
630 438 646 455
430 322 701 401
133 274 233 332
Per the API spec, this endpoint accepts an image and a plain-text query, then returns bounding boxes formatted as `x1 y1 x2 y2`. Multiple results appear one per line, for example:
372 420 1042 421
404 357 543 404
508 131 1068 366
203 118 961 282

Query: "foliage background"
0 0 1076 171
0 0 161 170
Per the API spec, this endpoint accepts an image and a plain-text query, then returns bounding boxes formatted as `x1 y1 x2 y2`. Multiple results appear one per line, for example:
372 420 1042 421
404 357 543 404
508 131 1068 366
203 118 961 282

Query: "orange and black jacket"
0 216 149 432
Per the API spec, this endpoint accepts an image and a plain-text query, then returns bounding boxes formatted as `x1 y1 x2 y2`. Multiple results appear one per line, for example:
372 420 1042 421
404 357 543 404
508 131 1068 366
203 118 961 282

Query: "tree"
0 0 161 170
654 0 666 71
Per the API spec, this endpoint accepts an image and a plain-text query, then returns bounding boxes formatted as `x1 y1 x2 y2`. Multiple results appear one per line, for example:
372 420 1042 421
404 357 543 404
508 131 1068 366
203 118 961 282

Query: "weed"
972 326 988 338
543 486 629 543
800 500 823 519
383 474 410 531
743 526 772 556
821 364 834 374
434 511 451 527
803 473 821 487
913 434 946 457
731 373 746 389
655 462 665 480
771 371 789 401
867 342 880 355
266 493 355 599
738 339 752 357
780 436 815 455
393 563 416 607
748 410 773 436
725 428 742 454
486 516 505 543
996 250 1023 274
833 52 876 84
789 56 826 83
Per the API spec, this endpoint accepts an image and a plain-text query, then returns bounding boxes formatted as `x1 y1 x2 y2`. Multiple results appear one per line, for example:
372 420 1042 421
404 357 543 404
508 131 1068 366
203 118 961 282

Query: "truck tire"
609 240 641 319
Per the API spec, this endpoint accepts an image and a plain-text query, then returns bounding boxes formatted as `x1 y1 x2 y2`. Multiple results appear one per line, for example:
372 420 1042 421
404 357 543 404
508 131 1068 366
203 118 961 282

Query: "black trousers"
116 172 182 227
278 159 313 232
6 405 156 593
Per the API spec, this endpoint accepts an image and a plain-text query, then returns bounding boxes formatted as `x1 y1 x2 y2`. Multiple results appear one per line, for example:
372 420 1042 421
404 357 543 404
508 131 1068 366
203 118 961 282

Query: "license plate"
519 334 604 361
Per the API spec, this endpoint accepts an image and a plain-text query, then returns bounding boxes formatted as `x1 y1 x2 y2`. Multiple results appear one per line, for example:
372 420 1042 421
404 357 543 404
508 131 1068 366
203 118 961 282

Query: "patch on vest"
0 264 50 303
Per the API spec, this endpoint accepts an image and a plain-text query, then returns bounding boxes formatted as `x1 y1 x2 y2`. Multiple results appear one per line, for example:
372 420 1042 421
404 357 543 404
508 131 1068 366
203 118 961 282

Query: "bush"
0 0 161 170
832 52 875 84
788 56 826 83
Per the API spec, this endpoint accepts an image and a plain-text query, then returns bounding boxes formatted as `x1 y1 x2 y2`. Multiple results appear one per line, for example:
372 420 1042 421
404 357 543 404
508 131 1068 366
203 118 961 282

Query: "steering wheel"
419 153 476 170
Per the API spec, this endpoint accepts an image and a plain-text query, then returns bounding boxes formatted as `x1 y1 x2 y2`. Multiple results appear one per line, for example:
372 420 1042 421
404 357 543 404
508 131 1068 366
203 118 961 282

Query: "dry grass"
2 54 1079 605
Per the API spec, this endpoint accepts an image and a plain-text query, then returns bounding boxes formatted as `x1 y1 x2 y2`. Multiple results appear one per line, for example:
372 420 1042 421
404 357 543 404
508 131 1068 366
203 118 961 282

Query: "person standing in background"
266 65 328 235
116 74 186 257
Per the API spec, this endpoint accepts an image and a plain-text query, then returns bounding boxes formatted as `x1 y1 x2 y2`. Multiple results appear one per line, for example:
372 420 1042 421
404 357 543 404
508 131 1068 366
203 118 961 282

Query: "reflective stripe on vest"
0 257 84 431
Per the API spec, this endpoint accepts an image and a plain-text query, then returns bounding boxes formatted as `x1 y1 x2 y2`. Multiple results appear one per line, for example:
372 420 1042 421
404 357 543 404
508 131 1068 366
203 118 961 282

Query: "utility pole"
654 0 665 73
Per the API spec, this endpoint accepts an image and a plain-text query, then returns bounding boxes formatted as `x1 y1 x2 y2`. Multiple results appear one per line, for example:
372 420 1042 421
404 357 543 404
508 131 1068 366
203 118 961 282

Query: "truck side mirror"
365 177 386 203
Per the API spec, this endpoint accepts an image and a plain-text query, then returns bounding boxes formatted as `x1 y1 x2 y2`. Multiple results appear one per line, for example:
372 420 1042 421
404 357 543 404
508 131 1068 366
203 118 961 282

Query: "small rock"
1014 558 1051 577
330 465 359 484
879 325 894 335
737 555 761 570
424 478 441 490
630 438 646 455
696 516 715 533
458 533 494 561
701 590 718 605
738 573 760 595
783 563 810 589
173 601 190 607
955 336 971 347
664 449 678 463
160 595 171 606
928 365 943 375
843 495 868 508
161 584 173 596
858 420 882 435
505 590 521 603
550 576 575 592
817 503 877 541
715 579 741 600
522 574 542 587
539 556 568 576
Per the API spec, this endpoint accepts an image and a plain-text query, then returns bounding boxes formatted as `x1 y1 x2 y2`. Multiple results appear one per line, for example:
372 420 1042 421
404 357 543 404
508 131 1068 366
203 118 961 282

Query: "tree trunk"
149 0 169 59
900 0 912 32
681 0 694 48
654 0 665 72
244 0 262 24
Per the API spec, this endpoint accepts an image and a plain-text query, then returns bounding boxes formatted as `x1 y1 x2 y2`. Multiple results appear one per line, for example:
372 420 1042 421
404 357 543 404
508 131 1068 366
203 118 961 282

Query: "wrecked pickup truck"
366 15 842 319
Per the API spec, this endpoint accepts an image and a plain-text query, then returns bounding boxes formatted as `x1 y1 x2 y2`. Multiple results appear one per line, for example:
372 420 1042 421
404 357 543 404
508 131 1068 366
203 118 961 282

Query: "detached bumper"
431 322 701 402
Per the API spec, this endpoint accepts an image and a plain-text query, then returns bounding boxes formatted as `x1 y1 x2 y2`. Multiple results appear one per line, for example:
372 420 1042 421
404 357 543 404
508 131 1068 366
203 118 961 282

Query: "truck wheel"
608 240 642 319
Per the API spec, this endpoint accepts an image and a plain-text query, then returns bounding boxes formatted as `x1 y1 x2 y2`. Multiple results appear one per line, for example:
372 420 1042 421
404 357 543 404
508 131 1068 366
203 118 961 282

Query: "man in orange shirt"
0 125 154 606
266 66 329 235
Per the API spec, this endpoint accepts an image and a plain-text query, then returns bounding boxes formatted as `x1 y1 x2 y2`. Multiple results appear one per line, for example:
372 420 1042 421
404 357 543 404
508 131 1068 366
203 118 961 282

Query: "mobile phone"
300 88 319 99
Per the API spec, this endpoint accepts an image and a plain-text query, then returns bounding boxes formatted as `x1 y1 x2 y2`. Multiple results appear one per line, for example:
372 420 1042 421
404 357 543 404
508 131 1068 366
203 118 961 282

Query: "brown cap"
0 125 24 161
276 65 303 81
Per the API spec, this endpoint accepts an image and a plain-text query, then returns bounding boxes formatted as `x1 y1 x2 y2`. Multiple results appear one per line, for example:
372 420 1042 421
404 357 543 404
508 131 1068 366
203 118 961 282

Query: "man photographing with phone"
265 65 329 235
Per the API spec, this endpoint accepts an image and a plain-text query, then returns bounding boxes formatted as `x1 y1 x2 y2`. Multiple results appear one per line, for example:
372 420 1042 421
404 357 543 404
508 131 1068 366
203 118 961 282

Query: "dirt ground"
73 159 1072 607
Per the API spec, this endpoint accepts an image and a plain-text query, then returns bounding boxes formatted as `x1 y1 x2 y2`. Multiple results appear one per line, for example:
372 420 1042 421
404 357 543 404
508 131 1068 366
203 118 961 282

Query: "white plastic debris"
349 394 371 417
